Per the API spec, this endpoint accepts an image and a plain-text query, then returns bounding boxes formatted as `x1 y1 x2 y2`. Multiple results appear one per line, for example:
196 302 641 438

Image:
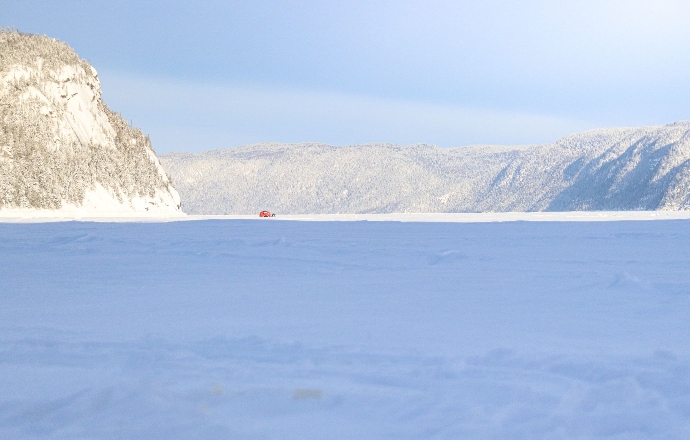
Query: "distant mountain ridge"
0 30 181 214
160 121 690 214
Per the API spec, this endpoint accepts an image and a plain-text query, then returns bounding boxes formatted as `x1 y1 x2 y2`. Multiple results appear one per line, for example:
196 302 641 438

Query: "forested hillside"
161 122 690 214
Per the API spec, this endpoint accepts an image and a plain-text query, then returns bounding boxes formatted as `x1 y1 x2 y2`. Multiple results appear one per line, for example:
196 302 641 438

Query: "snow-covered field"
1 214 690 439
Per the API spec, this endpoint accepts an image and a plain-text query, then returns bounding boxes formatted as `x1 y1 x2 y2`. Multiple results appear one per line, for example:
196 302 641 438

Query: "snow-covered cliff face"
160 121 690 214
0 30 181 215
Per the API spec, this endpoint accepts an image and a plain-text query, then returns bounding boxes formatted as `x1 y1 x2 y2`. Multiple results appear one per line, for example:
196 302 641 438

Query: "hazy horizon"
3 1 689 153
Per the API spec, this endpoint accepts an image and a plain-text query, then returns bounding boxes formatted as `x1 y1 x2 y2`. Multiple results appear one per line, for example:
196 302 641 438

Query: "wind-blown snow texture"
1 218 689 439
160 121 690 214
0 30 181 214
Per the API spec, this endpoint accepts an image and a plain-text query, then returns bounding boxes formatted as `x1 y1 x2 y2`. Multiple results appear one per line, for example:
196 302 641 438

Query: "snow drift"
160 121 690 214
0 30 181 215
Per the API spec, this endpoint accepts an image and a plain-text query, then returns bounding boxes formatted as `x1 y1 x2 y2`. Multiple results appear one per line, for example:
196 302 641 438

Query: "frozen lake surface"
1 216 690 438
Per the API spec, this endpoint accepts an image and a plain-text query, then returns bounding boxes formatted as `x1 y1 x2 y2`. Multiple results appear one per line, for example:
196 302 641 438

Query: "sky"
2 0 690 153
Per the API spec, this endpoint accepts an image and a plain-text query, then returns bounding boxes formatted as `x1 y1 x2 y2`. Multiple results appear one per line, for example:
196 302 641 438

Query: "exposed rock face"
160 122 690 214
0 30 181 214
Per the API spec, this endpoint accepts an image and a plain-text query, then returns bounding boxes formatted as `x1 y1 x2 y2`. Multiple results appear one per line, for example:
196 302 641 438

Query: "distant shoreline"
2 211 690 223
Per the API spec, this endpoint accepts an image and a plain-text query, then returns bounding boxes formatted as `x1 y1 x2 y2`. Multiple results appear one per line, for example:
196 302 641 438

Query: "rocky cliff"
0 30 181 215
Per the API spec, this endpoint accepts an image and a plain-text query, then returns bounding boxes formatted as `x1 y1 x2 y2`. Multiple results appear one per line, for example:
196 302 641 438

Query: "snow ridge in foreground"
1 220 689 438
160 121 690 214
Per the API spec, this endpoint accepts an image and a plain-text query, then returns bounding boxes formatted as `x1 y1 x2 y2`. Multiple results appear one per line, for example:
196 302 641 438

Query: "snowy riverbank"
2 210 690 223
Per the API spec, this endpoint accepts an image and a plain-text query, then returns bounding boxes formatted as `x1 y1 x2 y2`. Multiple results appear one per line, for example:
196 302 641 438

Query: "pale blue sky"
3 1 690 152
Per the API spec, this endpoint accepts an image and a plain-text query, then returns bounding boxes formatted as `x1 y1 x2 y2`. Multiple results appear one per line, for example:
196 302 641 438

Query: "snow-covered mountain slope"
0 30 181 215
160 122 690 214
